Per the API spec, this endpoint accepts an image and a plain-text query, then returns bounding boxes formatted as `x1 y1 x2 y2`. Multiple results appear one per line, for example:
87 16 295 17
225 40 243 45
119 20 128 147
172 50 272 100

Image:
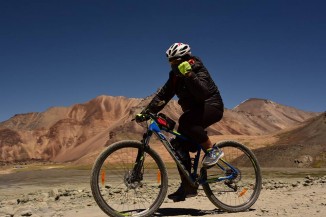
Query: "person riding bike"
136 42 224 202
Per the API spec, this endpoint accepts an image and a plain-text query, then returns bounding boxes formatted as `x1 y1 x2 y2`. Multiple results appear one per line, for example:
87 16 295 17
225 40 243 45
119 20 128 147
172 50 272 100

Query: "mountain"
0 95 141 162
0 95 320 164
230 98 317 133
253 112 326 168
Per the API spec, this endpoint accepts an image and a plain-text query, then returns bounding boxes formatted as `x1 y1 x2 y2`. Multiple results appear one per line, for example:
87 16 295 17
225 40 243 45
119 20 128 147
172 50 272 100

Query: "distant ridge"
0 95 321 164
253 112 326 167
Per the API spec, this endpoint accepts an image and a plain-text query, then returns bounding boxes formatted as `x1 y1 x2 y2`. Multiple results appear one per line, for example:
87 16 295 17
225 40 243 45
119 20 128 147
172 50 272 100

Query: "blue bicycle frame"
141 114 240 186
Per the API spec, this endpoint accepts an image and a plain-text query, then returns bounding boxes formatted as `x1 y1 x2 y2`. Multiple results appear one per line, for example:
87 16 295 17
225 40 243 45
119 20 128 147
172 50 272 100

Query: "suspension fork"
131 131 152 181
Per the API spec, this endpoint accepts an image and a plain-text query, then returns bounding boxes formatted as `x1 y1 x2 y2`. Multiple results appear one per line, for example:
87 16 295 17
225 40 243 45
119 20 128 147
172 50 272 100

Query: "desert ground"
0 165 326 217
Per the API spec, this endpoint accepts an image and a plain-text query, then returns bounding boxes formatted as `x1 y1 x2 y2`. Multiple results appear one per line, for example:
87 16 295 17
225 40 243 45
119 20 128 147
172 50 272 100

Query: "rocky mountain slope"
0 95 321 164
253 112 326 168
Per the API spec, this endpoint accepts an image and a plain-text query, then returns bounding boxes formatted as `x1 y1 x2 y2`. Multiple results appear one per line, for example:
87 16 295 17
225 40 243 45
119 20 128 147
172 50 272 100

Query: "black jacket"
146 56 224 113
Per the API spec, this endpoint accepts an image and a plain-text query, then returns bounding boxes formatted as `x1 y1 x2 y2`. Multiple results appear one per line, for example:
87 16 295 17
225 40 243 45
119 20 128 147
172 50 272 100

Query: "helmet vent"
165 42 191 59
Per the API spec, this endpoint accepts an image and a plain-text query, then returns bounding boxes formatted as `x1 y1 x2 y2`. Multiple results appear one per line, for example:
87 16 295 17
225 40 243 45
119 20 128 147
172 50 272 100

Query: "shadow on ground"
155 208 255 216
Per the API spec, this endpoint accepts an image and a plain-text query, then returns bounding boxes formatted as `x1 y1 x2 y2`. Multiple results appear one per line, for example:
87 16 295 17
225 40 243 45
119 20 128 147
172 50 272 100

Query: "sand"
0 166 325 217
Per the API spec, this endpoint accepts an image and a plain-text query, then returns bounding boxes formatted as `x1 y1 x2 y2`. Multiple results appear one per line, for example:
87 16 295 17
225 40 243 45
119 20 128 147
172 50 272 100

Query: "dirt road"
0 167 325 217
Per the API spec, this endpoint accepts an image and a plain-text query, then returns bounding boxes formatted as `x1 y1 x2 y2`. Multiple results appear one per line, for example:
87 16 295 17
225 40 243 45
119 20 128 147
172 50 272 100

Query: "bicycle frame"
136 114 240 187
141 119 200 187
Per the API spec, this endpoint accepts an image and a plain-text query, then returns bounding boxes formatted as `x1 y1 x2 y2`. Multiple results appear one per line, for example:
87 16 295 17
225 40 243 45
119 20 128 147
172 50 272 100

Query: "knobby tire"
201 140 262 212
90 140 168 217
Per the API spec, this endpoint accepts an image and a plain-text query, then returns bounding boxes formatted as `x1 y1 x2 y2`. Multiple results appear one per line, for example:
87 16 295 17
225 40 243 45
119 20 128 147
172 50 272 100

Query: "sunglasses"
169 58 183 65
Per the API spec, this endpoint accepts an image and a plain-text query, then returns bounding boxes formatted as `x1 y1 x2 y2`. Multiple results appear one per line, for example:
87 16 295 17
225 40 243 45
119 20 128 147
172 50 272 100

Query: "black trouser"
178 104 223 146
174 104 223 186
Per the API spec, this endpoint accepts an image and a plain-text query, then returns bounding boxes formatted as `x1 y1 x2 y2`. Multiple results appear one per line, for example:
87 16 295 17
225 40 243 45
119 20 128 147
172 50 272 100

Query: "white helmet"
166 43 191 59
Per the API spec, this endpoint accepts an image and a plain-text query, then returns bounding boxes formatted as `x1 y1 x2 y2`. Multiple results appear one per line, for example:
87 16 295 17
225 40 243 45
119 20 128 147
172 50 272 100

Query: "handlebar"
132 112 157 123
133 112 176 131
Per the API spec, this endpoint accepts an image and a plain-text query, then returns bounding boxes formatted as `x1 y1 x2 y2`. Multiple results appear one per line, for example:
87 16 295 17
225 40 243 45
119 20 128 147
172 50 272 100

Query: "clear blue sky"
1 0 325 122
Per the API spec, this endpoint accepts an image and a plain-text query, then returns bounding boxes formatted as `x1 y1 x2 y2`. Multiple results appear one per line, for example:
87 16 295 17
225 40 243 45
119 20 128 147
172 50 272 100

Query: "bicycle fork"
127 133 150 185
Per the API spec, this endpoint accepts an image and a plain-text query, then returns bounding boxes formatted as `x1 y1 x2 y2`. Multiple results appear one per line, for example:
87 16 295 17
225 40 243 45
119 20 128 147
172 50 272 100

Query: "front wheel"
90 140 168 217
201 141 262 212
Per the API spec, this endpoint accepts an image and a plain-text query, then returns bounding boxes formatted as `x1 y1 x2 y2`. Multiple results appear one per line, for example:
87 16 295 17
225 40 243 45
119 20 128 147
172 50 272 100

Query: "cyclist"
137 42 224 202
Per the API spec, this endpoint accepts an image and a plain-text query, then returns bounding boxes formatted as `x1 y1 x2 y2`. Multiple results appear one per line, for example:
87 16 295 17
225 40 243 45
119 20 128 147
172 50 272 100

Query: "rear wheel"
90 140 168 217
201 141 262 212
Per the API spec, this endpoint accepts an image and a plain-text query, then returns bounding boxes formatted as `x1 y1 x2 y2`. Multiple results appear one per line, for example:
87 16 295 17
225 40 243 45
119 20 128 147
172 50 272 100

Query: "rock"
37 201 49 209
21 210 33 216
17 196 30 204
0 206 15 216
292 183 299 187
294 155 313 168
112 189 122 193
305 175 313 180
61 190 70 197
49 188 59 197
5 199 18 206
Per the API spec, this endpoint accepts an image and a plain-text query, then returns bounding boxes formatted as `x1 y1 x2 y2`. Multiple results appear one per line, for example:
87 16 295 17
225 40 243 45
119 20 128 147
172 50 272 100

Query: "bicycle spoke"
201 141 262 212
91 141 168 217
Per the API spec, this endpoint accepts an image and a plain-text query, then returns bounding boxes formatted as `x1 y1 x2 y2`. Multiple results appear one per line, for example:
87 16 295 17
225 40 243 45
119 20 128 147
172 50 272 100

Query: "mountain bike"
90 112 262 217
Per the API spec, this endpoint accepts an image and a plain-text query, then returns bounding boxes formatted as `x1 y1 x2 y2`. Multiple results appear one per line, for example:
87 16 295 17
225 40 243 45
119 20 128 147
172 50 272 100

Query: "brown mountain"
253 112 326 168
0 95 320 165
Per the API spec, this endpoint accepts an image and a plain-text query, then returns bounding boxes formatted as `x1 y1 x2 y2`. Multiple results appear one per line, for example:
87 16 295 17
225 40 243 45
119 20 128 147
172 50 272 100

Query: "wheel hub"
124 171 142 189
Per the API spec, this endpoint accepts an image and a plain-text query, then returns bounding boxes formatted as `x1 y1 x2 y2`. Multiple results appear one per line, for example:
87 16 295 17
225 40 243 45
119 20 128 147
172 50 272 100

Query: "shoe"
167 184 198 202
202 147 224 167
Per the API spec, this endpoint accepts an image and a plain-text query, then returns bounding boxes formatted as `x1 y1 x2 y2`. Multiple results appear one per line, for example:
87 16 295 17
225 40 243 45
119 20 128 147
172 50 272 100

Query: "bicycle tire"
201 140 262 212
90 140 168 217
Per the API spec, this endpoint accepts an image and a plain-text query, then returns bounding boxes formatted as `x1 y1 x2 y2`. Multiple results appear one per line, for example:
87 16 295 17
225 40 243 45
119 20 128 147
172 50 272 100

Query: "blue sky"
1 0 325 122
